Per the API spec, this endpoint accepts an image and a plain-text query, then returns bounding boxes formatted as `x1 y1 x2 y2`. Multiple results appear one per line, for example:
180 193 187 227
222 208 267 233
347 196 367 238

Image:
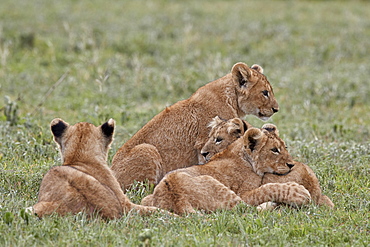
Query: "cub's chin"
256 110 272 121
272 170 292 176
259 116 271 122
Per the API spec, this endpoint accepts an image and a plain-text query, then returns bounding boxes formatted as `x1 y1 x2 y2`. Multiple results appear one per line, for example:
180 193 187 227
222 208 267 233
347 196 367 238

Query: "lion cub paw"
257 202 278 211
281 182 311 206
25 206 34 215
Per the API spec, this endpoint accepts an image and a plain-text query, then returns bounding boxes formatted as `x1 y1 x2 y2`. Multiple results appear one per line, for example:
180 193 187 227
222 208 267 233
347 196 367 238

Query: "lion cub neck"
191 73 239 114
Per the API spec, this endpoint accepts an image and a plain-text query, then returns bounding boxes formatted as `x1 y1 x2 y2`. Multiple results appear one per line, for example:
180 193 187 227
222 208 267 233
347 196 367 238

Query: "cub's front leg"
240 182 311 207
112 143 163 190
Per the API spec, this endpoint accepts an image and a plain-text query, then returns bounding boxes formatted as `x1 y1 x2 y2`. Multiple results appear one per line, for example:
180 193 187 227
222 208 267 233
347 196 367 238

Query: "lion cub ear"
251 64 264 74
243 128 263 152
228 118 249 137
101 118 115 142
231 62 252 87
50 118 69 145
261 123 279 136
208 116 225 129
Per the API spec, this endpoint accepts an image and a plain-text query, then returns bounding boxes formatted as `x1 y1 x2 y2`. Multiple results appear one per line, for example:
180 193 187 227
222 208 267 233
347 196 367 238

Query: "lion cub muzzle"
257 106 279 121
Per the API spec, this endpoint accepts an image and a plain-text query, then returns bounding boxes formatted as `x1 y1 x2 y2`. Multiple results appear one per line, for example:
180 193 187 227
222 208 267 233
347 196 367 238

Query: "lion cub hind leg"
187 174 243 212
141 174 196 215
112 143 163 190
67 170 124 219
34 167 86 218
143 172 243 215
35 166 123 219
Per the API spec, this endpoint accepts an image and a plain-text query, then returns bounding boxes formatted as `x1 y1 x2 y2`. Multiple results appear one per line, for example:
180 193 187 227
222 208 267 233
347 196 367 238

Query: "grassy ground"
0 0 369 246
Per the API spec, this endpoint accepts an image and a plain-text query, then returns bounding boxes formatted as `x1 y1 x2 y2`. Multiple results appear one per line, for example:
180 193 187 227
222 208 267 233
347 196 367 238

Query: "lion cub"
141 125 311 215
112 62 279 189
201 117 334 208
32 118 161 219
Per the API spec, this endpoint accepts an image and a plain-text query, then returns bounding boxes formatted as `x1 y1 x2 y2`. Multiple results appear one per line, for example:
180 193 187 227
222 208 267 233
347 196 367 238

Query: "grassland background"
0 0 369 246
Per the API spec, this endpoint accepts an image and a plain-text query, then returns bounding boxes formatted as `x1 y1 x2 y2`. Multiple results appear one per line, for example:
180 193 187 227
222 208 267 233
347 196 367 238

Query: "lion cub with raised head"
201 117 334 208
32 118 161 219
112 62 279 189
141 125 311 215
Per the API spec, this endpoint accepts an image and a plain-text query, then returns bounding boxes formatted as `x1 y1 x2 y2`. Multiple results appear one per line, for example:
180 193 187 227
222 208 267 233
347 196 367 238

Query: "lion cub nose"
272 107 279 113
287 163 294 169
201 152 209 158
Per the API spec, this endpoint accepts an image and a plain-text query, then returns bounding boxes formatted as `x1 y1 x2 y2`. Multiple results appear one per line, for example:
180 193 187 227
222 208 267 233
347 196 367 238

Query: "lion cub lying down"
141 124 311 215
201 117 334 208
32 118 161 219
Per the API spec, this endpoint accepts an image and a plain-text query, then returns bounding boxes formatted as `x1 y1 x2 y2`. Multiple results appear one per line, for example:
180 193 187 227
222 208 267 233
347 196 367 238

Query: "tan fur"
201 117 334 208
262 162 334 208
112 62 279 189
32 118 161 219
201 116 252 162
141 126 311 215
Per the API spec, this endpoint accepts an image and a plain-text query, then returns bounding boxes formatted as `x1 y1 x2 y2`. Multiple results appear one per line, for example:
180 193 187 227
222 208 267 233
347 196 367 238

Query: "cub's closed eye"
271 147 279 153
262 90 269 97
215 137 223 143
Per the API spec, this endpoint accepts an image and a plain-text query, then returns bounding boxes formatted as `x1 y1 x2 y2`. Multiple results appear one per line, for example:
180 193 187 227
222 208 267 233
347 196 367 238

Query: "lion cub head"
243 124 294 176
231 63 279 121
206 120 294 177
201 116 252 162
51 118 115 165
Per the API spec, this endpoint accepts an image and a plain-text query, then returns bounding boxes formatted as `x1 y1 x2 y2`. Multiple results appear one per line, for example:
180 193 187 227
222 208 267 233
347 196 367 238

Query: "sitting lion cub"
32 118 161 219
112 62 279 189
141 125 311 215
201 116 334 208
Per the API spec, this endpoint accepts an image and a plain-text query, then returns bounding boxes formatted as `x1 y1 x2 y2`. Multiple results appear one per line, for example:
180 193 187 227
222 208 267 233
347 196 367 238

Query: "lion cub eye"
215 137 223 144
262 90 269 97
271 147 280 154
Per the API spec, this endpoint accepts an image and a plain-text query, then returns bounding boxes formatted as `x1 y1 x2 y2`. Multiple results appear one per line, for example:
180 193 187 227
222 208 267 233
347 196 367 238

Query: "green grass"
0 0 369 246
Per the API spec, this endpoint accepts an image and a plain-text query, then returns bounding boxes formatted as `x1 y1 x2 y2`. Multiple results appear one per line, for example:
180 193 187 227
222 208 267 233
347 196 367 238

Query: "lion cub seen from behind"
112 62 279 190
201 116 334 208
33 118 160 219
141 125 311 215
